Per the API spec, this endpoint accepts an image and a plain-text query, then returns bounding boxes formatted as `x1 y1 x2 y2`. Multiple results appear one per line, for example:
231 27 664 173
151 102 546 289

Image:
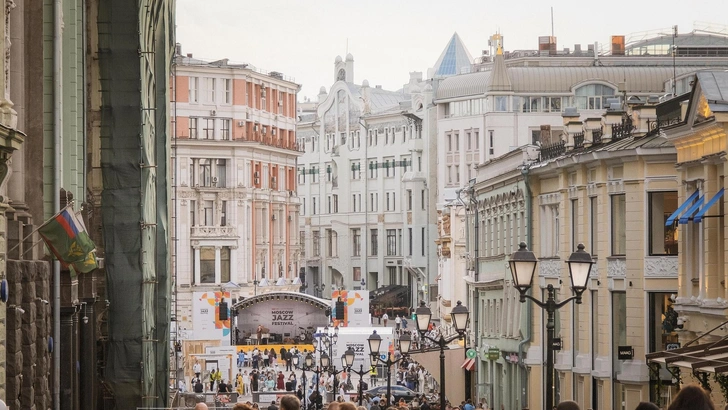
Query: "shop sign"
666 343 681 351
552 338 562 351
618 345 634 360
487 348 500 360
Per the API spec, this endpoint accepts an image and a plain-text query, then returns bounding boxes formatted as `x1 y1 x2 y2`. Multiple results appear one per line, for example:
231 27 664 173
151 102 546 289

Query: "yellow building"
526 101 683 409
647 71 728 406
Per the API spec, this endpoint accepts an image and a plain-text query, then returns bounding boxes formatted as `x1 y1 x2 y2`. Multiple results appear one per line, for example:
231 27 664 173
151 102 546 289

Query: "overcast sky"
176 0 728 101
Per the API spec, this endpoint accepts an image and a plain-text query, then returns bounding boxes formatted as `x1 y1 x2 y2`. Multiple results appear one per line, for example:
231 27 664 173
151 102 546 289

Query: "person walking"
395 315 402 332
382 312 389 327
193 359 202 379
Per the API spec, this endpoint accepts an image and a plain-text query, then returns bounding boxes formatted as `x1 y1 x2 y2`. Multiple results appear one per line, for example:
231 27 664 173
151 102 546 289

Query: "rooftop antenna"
672 25 678 96
346 38 349 55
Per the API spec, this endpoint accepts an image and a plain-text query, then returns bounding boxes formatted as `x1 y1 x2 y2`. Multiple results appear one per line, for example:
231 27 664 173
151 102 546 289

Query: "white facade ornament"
607 258 626 277
644 256 678 277
539 258 561 277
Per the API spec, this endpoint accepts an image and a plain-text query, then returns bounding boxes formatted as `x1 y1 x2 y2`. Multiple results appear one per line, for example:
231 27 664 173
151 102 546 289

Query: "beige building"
647 71 728 406
526 101 683 409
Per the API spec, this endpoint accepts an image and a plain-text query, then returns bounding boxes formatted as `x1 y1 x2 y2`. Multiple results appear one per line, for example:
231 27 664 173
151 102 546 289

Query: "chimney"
175 43 182 56
562 107 583 150
375 85 382 89
186 53 193 58
583 117 602 146
602 100 625 144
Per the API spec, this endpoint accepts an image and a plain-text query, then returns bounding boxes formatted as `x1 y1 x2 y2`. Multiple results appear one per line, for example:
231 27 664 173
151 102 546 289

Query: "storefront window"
612 291 626 376
649 292 679 406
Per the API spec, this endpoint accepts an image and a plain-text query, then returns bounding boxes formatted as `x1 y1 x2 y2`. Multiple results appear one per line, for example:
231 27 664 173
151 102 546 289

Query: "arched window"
574 84 616 110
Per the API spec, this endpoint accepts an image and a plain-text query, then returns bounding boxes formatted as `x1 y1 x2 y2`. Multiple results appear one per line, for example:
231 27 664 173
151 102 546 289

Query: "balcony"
191 226 237 237
540 140 565 161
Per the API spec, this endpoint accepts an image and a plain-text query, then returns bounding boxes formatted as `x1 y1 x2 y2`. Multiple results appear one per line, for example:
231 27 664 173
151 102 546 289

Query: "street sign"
487 348 500 360
666 343 681 351
618 345 634 360
466 349 477 359
552 338 562 351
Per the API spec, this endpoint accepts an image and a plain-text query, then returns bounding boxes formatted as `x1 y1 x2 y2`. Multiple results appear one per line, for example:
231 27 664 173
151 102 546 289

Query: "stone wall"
6 259 51 410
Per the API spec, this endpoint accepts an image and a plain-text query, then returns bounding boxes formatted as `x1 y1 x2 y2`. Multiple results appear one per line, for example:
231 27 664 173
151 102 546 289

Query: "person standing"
193 359 202 379
382 312 389 327
209 368 217 392
278 371 286 390
285 349 293 371
395 315 402 332
238 349 246 370
257 324 264 344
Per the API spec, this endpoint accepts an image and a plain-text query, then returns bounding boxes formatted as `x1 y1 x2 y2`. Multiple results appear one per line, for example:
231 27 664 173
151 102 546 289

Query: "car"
359 385 419 403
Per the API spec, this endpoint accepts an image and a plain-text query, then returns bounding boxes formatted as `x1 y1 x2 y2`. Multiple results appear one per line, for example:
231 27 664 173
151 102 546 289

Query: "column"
59 308 76 410
215 246 222 284
7 0 25 214
193 246 201 284
231 245 240 284
80 300 97 408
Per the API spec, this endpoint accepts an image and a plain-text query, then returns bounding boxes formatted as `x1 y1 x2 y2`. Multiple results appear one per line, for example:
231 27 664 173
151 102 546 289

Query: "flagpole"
6 201 75 256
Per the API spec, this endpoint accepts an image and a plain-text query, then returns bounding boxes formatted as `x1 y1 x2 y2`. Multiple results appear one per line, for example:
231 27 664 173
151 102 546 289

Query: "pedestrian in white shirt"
395 315 402 332
193 360 202 378
382 312 389 327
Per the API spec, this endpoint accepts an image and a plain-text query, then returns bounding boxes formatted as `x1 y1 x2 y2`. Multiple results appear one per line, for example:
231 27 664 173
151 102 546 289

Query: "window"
353 229 361 256
455 165 460 183
447 134 452 152
312 197 317 215
407 190 413 211
611 194 626 256
221 201 227 226
189 117 199 139
408 228 413 256
543 96 563 113
313 231 320 256
327 229 337 257
216 159 226 187
333 194 339 213
203 200 214 226
489 130 494 155
205 77 216 103
300 231 306 257
221 119 231 140
200 247 215 283
421 227 425 256
370 229 378 256
189 200 196 226
352 194 357 212
351 162 361 180
388 266 397 285
574 84 616 110
202 118 215 139
571 199 579 251
221 247 231 283
541 204 559 257
298 167 305 185
649 192 678 255
353 267 361 282
189 77 199 103
199 159 212 186
223 79 232 104
494 96 508 112
386 193 390 211
467 132 472 150
421 190 426 210
612 291 627 375
590 197 598 256
369 161 377 179
475 131 480 150
386 229 397 256
455 133 460 152
447 166 452 183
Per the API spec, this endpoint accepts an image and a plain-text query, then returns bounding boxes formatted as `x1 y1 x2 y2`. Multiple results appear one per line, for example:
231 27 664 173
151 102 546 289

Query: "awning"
666 190 699 226
646 339 728 373
678 194 705 224
694 188 725 223
461 358 476 371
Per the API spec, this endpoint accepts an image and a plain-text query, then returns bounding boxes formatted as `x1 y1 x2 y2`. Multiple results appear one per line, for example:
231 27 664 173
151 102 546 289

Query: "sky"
176 0 728 101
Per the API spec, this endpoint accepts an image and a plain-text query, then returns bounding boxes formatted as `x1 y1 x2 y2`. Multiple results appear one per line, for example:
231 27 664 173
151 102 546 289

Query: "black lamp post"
509 242 593 410
293 355 307 409
367 331 411 406
343 347 368 405
253 279 260 296
316 327 341 402
415 301 469 410
305 352 324 405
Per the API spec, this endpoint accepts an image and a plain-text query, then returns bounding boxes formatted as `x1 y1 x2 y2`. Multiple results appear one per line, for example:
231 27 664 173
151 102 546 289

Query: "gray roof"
696 71 728 112
507 66 698 93
436 71 491 99
432 33 474 78
346 83 409 114
628 33 728 50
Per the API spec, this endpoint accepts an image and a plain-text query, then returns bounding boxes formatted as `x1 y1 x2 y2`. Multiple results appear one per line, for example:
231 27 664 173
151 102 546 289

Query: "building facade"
171 50 302 341
296 55 438 306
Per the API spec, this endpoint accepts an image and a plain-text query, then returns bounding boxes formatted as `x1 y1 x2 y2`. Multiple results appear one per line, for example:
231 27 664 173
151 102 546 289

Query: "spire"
487 41 511 92
431 32 474 78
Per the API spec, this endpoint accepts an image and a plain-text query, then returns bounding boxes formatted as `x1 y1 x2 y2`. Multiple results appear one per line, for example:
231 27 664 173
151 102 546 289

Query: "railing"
191 226 237 237
646 116 683 137
592 128 603 145
612 117 634 141
573 132 585 149
540 140 566 161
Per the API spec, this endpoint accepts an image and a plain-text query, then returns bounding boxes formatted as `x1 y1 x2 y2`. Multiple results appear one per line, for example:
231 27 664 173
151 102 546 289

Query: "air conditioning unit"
237 120 245 127
254 125 259 132
262 127 267 135
271 129 277 136
278 100 283 106
210 110 216 117
212 177 218 183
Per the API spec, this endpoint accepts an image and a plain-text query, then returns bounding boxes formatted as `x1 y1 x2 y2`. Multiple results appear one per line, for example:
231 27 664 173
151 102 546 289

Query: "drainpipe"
517 164 532 409
53 0 63 408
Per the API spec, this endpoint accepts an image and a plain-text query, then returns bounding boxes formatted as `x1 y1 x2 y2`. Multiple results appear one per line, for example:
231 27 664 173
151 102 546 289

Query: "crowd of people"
555 383 717 410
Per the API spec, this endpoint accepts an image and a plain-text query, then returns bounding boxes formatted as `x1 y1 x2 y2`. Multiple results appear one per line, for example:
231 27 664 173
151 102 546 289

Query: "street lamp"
509 242 593 410
344 347 368 405
293 355 308 410
305 353 324 404
316 326 343 402
368 331 411 406
415 302 469 410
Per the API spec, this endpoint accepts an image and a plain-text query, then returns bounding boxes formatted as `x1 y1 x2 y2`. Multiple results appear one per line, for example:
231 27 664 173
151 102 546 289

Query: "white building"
171 48 302 341
296 54 438 306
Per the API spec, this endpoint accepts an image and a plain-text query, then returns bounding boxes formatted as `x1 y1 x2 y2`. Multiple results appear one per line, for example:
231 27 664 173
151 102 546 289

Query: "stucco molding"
607 257 626 278
539 258 561 277
644 256 678 277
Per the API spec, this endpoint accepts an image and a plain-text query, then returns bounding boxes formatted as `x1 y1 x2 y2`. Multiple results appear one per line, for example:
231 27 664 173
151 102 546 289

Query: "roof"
507 66 698 93
233 291 330 311
436 71 492 99
487 51 512 92
345 83 409 114
696 70 728 112
432 33 474 78
628 32 728 50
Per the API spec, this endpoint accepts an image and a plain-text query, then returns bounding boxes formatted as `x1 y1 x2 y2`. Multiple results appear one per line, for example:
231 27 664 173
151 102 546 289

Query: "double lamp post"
509 242 594 410
367 301 470 410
